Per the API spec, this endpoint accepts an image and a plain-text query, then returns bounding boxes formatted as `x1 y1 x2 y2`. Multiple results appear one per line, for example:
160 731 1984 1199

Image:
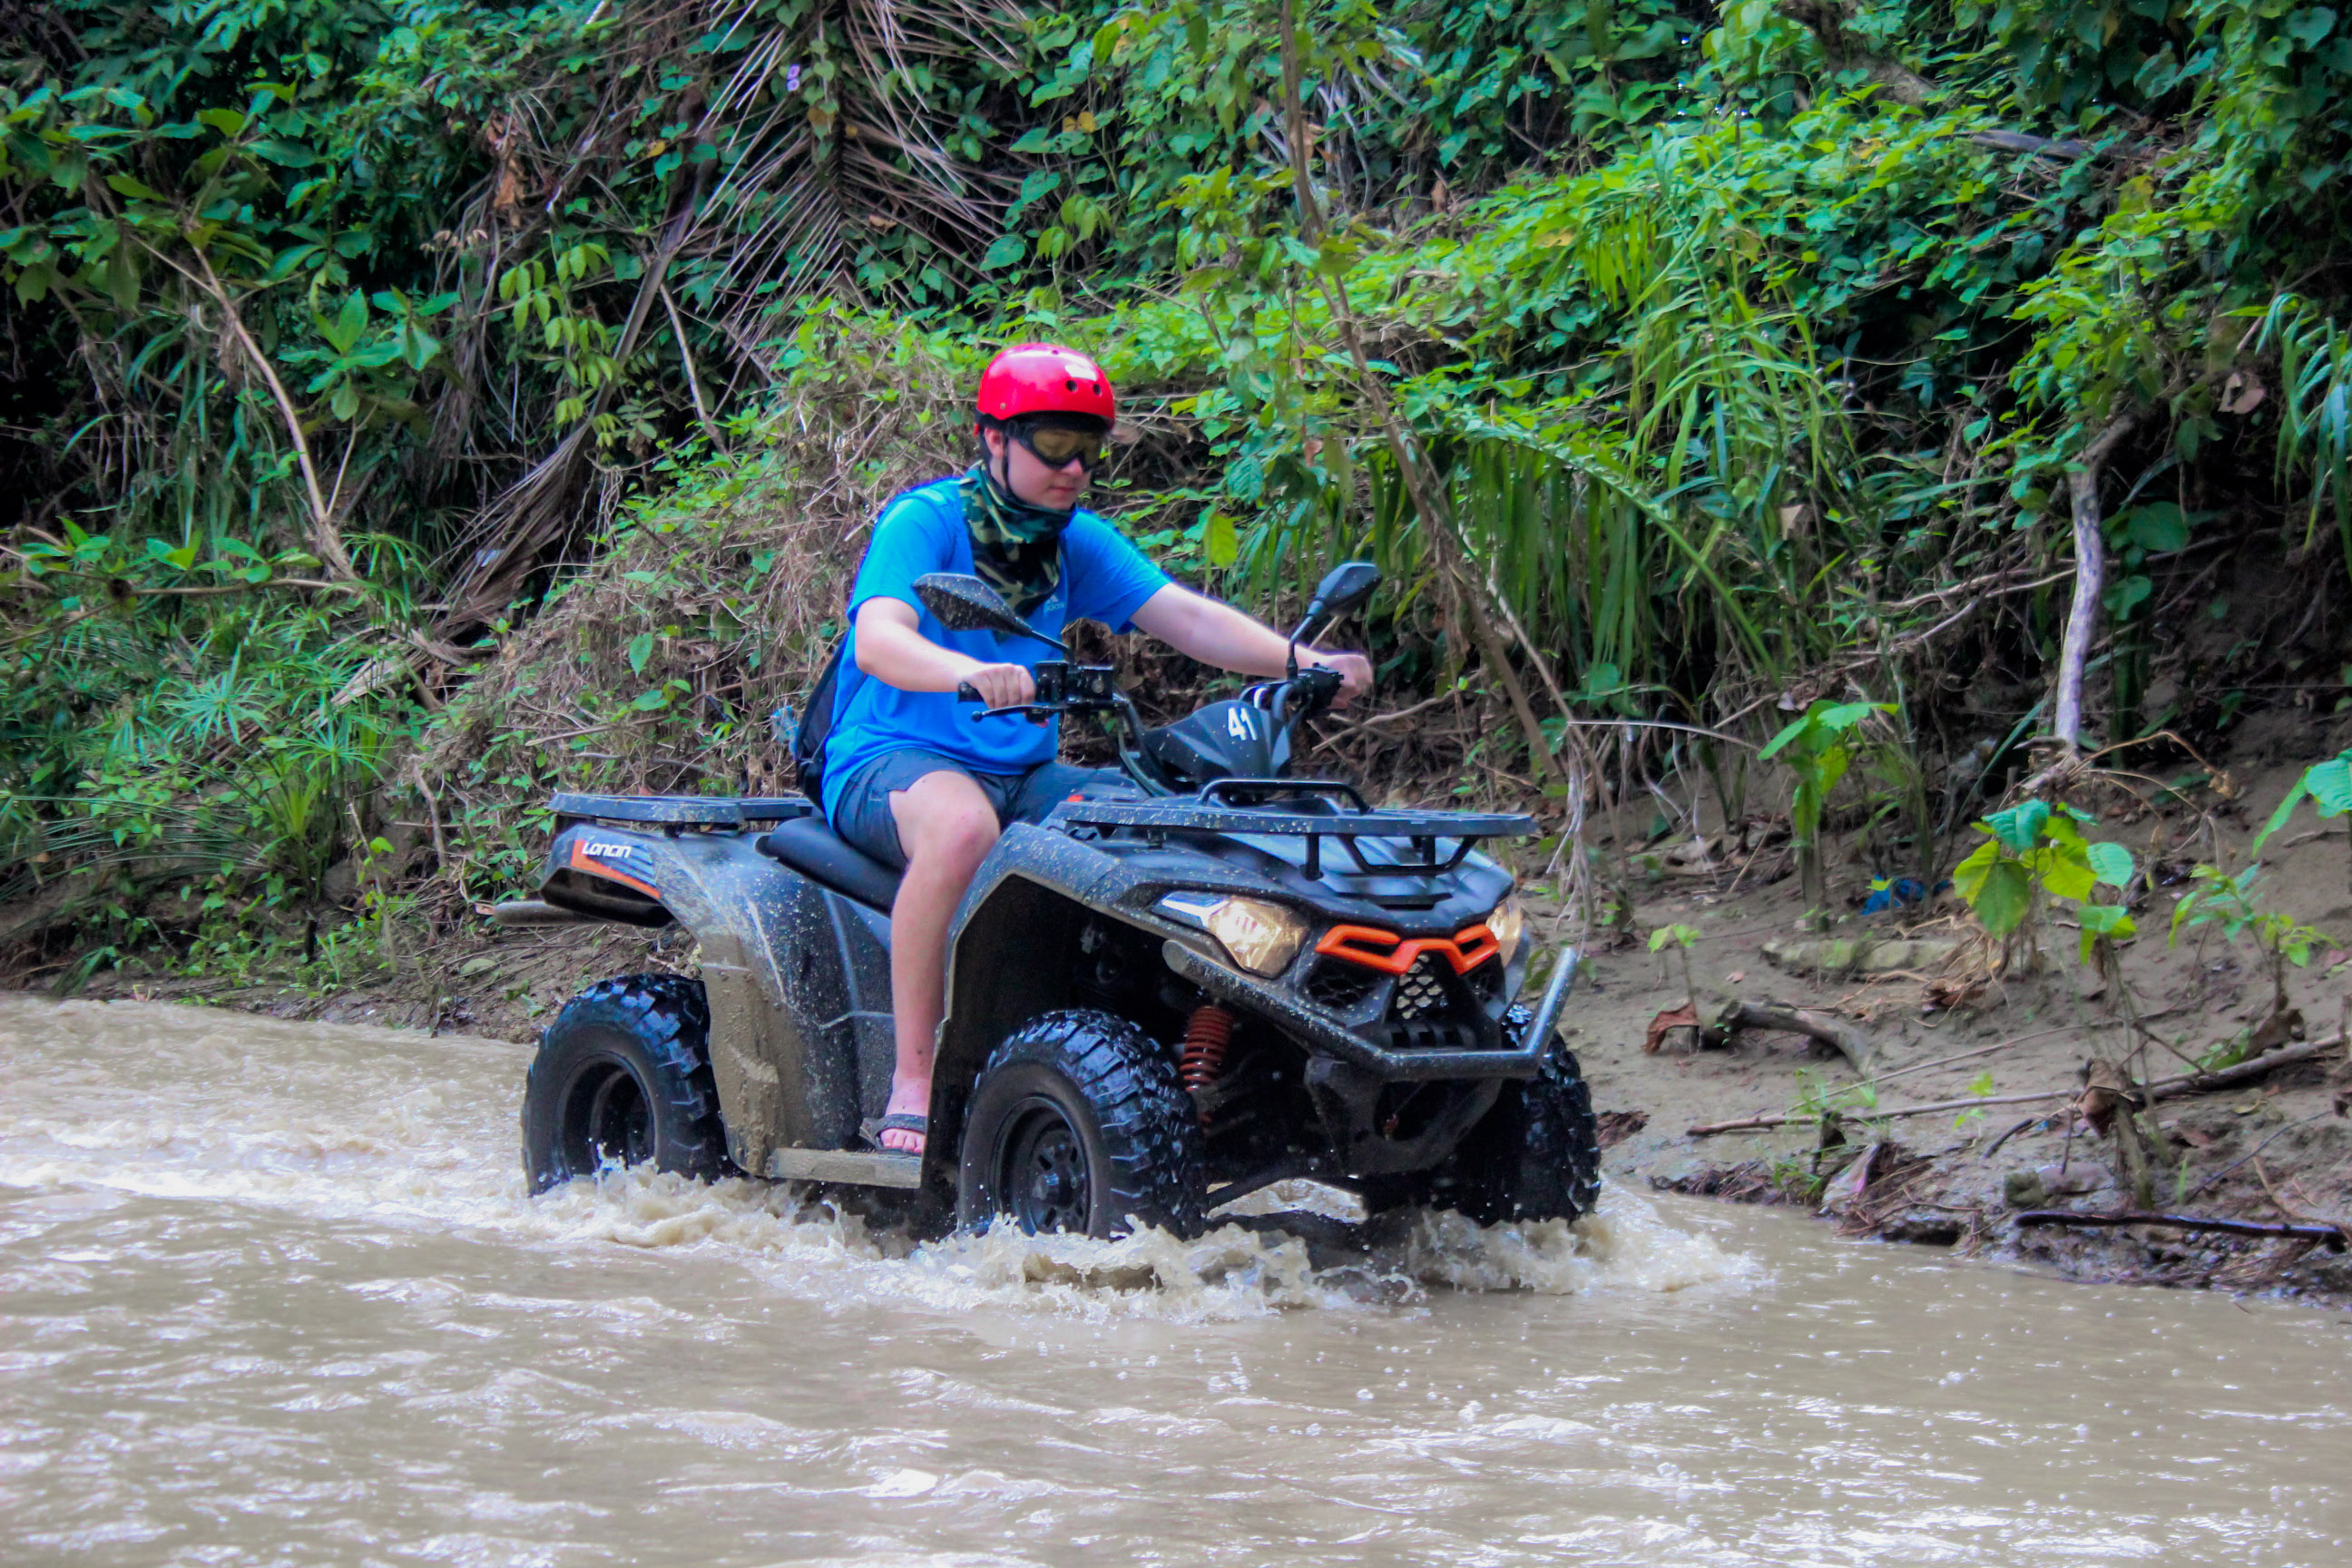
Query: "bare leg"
879 770 1002 1154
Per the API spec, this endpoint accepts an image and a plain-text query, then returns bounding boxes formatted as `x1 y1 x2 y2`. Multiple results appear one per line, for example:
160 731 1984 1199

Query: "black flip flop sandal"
861 1112 928 1152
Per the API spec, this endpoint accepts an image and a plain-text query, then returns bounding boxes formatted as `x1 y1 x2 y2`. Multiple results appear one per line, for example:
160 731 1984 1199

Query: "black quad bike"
501 563 1601 1237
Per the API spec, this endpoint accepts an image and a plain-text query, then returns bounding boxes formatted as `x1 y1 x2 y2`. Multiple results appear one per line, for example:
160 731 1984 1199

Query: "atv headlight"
1488 893 1526 966
1155 892 1309 976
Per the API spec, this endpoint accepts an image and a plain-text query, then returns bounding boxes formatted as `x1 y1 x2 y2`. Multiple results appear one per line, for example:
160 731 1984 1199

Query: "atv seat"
756 816 903 910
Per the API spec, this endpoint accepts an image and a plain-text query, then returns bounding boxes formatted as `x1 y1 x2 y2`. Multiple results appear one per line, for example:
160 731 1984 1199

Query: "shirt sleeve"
847 489 954 618
1062 514 1171 633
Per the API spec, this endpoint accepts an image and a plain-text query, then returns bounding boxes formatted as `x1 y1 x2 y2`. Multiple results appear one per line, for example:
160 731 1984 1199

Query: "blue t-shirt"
818 476 1171 818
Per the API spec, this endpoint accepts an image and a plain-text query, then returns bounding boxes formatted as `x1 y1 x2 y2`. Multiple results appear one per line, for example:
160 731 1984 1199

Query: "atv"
499 562 1600 1237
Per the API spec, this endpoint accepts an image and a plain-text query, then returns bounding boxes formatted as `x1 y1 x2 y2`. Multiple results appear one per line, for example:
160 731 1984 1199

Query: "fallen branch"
1968 129 2092 162
2014 1210 2347 1250
1685 1034 2346 1138
2143 1033 2342 1101
1715 997 1876 1075
1689 1086 2067 1138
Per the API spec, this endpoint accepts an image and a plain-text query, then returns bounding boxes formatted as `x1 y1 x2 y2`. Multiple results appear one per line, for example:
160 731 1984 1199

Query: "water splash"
0 995 1750 1324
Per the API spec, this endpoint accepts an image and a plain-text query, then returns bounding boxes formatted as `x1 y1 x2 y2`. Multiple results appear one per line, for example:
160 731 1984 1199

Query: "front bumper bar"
1164 939 1581 1081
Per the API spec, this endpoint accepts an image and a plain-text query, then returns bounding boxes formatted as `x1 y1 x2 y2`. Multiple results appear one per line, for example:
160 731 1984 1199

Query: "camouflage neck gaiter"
957 462 1069 618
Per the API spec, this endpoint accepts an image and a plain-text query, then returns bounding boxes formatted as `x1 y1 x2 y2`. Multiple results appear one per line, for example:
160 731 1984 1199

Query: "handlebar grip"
956 681 983 703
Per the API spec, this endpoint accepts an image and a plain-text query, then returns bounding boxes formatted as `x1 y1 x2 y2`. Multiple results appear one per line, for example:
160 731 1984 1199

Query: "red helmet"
976 343 1116 426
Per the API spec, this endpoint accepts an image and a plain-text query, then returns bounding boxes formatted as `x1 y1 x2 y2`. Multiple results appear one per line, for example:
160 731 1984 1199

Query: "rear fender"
536 822 876 1170
540 823 676 926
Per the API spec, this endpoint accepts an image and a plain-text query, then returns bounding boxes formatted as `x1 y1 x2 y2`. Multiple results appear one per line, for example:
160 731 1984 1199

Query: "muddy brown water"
4 995 2349 1566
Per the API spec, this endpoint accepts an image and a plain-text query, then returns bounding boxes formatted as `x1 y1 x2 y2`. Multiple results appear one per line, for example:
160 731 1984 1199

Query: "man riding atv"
509 344 1601 1238
818 344 1371 1156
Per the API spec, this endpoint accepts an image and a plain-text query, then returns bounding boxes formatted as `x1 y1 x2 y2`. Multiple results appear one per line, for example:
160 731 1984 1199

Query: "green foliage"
1760 701 1891 920
15 0 2352 975
1951 799 2135 960
2169 861 2332 1013
1647 922 1700 954
1648 919 1700 1008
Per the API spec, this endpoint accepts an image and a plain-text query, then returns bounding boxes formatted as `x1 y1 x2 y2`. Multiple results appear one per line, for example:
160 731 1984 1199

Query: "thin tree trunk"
2051 415 2137 750
1275 0 1572 795
174 248 358 581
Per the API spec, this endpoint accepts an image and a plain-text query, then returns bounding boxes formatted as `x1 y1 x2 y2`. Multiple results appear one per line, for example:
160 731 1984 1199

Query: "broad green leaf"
625 632 655 675
1984 799 2049 854
2076 904 2137 963
250 137 317 168
2119 502 2189 553
1950 836 1999 903
1814 700 1881 734
1205 509 1238 568
2103 573 2151 618
2030 846 2097 903
2084 841 2134 887
630 688 671 711
2287 6 2337 47
104 172 165 201
195 108 246 138
1969 860 2034 937
13 259 54 303
2308 754 2352 816
977 234 1025 271
328 292 367 353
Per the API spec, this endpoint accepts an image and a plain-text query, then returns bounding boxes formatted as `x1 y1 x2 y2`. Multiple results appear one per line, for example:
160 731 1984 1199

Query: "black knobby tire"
1433 1005 1602 1226
522 973 731 1194
956 1009 1205 1239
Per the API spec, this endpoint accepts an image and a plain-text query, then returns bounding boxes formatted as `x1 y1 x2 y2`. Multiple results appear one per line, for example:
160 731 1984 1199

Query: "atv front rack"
1054 787 1533 877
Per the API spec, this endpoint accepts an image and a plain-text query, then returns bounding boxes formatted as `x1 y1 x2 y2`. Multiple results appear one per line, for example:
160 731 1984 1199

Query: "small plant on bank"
1648 921 1701 1013
1759 700 1893 928
1949 799 2134 966
2169 863 2330 1023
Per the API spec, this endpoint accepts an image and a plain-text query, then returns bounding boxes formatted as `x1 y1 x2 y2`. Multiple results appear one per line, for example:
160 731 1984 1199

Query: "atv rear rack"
1054 786 1533 877
549 792 815 828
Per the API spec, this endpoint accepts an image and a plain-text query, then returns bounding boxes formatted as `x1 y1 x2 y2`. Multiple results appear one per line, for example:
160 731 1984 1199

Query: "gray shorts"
827 750 1139 870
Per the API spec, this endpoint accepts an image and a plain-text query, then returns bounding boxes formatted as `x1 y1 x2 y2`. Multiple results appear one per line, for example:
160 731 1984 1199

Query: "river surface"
4 995 2349 1566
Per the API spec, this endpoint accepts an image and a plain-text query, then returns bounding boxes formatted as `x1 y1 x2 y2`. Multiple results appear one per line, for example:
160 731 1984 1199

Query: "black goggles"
1009 419 1108 471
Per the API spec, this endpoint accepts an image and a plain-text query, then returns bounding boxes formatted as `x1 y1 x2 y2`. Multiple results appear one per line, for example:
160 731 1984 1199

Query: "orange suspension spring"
1179 1004 1236 1094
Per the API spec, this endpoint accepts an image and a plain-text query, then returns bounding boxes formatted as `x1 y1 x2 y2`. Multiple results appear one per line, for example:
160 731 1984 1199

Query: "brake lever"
1290 665 1345 723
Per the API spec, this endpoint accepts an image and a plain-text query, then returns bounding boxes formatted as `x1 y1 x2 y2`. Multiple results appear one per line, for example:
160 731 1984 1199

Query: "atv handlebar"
958 657 1345 797
956 660 1125 723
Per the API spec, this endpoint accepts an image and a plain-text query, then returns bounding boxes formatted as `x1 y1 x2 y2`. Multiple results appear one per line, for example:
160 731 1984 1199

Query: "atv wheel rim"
998 1096 1091 1234
557 1053 653 1176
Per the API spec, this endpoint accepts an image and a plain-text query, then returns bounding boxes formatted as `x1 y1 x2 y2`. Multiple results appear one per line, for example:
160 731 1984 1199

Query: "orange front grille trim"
1316 921 1499 976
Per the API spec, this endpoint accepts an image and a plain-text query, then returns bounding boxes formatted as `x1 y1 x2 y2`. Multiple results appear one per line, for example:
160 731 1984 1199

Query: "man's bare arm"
853 598 1035 709
1129 583 1371 705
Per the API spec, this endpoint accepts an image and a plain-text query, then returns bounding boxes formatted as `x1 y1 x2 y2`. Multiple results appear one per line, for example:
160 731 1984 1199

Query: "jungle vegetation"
7 0 2352 979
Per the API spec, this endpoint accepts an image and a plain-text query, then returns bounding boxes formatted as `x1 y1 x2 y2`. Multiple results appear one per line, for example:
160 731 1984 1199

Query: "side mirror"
914 573 1041 642
1305 561 1379 623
